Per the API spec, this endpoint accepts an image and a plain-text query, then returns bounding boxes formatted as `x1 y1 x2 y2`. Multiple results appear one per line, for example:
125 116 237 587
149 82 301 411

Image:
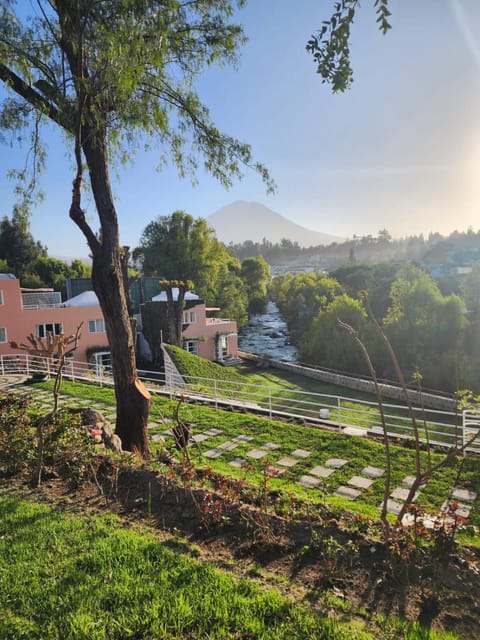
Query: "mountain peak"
206 201 343 247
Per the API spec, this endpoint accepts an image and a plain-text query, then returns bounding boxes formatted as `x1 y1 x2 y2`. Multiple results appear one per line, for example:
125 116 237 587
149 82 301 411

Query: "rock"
101 423 123 454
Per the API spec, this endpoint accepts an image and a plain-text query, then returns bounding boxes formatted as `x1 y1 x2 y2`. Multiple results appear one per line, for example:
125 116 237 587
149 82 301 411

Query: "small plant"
0 393 35 474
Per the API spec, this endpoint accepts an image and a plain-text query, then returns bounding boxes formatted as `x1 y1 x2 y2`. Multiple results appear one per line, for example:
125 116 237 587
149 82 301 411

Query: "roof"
152 288 200 302
64 290 100 307
0 273 16 279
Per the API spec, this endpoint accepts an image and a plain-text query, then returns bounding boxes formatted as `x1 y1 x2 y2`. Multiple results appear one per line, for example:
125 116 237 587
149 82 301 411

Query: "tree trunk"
77 132 151 459
92 250 151 458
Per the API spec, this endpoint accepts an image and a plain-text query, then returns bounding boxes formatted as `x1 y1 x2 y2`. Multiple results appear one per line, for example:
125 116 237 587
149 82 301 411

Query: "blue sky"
1 0 480 258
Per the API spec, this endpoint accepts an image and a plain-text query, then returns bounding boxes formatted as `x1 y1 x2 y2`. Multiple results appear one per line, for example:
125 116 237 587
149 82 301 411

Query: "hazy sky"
2 0 480 258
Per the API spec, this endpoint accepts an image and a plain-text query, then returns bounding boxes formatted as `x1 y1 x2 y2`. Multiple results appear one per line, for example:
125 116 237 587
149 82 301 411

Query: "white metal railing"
1 353 479 454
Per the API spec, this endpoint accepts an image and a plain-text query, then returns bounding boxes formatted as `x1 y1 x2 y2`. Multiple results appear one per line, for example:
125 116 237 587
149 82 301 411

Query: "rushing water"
238 300 297 361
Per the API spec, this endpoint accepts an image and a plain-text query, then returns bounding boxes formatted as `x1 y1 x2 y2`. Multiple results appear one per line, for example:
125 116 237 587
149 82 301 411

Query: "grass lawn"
24 380 480 538
0 495 458 640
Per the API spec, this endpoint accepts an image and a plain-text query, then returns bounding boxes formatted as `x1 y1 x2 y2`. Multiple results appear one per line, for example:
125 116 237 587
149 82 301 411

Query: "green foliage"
273 271 343 340
165 344 243 385
299 294 368 372
134 211 248 325
0 209 46 279
0 394 35 474
384 267 467 390
241 255 271 313
0 1 273 198
306 0 392 92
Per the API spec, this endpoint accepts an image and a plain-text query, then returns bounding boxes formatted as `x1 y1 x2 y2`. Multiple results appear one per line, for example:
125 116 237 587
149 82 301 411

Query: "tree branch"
0 62 73 133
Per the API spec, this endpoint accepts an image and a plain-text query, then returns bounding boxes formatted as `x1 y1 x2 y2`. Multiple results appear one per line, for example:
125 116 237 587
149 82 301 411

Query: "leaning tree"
0 0 272 458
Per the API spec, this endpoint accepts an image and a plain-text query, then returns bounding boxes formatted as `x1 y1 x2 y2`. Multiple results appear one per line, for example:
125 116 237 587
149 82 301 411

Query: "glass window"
184 340 198 355
182 310 196 324
88 319 106 333
0 327 6 343
35 323 63 338
0 290 3 306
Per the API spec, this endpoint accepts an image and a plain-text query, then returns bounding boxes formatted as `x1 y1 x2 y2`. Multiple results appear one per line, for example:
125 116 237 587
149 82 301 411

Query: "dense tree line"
273 264 480 394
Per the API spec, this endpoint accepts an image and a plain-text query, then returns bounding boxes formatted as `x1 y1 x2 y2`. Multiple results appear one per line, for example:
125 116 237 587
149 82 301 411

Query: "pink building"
141 289 239 364
0 274 108 366
0 276 238 368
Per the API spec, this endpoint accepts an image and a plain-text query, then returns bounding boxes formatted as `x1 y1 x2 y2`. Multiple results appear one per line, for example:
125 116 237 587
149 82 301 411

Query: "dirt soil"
2 457 480 639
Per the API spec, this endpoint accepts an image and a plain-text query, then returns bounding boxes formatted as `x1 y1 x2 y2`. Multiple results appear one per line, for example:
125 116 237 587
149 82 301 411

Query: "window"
184 340 198 355
0 290 3 306
35 323 63 339
0 327 6 343
88 319 106 333
182 310 196 324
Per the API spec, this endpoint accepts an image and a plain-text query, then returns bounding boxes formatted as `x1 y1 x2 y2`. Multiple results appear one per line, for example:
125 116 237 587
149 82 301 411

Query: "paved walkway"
0 374 27 389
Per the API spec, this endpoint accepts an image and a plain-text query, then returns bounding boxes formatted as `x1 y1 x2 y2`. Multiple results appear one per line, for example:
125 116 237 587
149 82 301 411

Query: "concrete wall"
239 352 457 411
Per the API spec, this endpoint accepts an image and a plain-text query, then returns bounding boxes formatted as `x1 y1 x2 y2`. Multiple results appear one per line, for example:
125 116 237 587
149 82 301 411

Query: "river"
238 300 297 361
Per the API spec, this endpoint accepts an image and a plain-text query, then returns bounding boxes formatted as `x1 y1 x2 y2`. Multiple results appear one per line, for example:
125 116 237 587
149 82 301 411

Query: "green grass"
0 496 459 640
22 379 480 535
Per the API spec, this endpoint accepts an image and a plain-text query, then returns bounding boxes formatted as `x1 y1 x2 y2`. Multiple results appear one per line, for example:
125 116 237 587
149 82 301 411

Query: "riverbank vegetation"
271 264 480 394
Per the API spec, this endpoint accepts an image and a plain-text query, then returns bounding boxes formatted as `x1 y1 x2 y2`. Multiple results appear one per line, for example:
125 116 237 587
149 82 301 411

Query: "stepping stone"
343 426 367 437
348 476 373 489
162 429 174 436
451 488 477 503
151 434 165 441
203 448 223 459
361 466 384 478
246 448 268 459
265 465 285 477
192 433 210 443
261 442 281 451
325 458 348 468
229 458 248 468
276 456 299 468
204 428 223 436
147 422 159 429
297 475 322 488
218 441 239 451
441 501 472 519
106 414 117 421
380 499 403 515
335 486 361 500
310 466 335 478
291 448 311 459
391 487 419 501
402 475 416 487
233 434 254 443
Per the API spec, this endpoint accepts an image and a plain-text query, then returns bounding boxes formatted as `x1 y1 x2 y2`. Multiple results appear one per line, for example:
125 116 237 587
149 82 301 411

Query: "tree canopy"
0 0 272 457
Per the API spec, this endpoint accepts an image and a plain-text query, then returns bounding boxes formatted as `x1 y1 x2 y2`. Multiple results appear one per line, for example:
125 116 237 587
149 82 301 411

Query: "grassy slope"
0 496 457 640
32 380 480 534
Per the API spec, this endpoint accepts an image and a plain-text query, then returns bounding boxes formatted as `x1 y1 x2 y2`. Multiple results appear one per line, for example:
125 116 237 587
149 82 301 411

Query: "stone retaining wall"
239 352 457 412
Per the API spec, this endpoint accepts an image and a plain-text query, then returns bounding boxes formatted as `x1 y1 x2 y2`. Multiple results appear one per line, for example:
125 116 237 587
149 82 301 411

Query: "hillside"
206 201 343 247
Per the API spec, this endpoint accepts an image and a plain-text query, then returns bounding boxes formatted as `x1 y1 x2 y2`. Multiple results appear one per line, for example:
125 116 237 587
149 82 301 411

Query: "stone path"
3 382 477 525
157 425 478 524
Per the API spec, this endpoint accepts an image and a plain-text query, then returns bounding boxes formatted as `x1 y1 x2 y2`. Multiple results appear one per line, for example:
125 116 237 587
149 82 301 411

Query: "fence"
1 353 479 455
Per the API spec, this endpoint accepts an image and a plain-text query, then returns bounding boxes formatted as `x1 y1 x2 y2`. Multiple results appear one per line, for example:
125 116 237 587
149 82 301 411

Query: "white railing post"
337 396 342 430
269 389 272 419
26 355 30 377
0 355 3 375
214 379 218 409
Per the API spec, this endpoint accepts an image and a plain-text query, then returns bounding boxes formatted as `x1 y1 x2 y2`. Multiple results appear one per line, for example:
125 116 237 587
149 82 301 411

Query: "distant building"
1 276 238 370
0 274 108 368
